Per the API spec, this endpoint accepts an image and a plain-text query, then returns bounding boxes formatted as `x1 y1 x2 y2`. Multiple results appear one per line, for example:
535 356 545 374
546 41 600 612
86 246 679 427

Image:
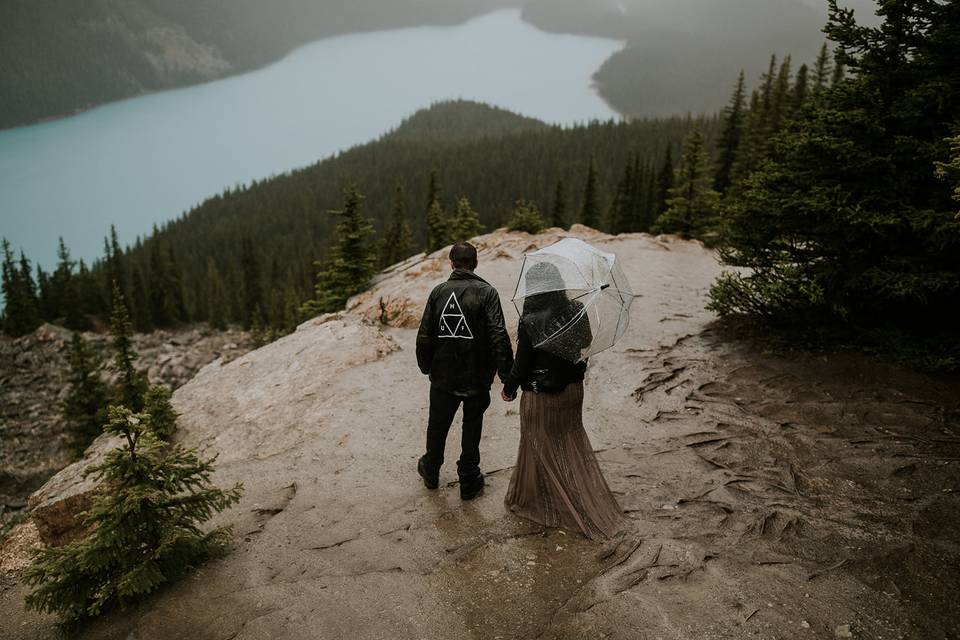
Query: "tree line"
2 104 713 339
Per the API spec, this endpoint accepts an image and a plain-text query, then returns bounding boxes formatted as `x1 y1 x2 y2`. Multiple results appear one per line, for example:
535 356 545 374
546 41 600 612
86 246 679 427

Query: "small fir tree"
109 283 147 412
142 384 177 440
62 332 109 457
713 70 747 195
653 129 720 240
507 199 546 234
302 186 377 315
425 199 450 253
23 404 242 621
449 197 483 242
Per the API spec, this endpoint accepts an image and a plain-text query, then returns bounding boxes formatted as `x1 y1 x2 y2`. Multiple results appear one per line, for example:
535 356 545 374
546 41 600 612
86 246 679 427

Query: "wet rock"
27 434 123 546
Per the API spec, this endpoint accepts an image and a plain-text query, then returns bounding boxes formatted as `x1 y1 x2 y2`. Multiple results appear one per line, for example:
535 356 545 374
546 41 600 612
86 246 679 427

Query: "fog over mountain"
1 0 876 127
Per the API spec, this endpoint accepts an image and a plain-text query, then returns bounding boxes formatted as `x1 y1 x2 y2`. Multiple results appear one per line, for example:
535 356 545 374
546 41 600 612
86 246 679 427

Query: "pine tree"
380 184 414 268
130 265 152 333
579 159 601 228
713 70 747 195
792 63 810 112
105 225 127 305
654 146 674 218
507 198 546 234
550 179 568 229
768 56 793 133
109 283 147 412
423 169 449 252
302 186 377 315
22 404 242 621
165 245 188 323
143 384 177 440
3 250 42 336
609 158 636 234
449 196 483 242
52 238 84 330
148 236 173 327
205 258 227 331
812 43 832 96
712 0 960 358
425 199 450 253
62 332 109 457
239 236 261 330
653 129 720 240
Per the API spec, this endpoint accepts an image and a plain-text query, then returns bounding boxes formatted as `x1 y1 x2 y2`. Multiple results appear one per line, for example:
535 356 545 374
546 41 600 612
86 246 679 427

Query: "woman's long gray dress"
504 382 626 540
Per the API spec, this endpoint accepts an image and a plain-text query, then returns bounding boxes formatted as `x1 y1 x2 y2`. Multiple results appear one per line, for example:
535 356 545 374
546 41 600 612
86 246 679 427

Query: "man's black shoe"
460 473 485 501
417 456 439 490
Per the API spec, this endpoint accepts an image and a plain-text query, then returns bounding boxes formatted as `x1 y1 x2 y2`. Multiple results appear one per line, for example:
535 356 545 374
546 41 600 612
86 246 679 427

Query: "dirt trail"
1 227 958 639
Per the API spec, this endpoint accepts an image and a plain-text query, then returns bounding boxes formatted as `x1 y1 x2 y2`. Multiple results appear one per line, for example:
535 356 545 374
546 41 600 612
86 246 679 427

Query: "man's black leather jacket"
416 269 514 396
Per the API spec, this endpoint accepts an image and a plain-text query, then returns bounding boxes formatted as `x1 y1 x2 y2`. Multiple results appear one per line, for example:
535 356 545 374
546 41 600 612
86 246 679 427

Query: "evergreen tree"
9 250 42 335
609 158 636 234
713 70 747 195
792 63 810 112
654 146 674 218
143 384 177 440
36 265 54 321
165 245 188 323
62 332 109 457
768 56 793 132
302 186 377 315
579 158 602 228
23 404 242 621
205 258 227 330
711 0 960 361
449 196 483 242
380 184 414 267
507 198 546 234
109 283 147 412
653 129 720 239
52 238 84 329
549 179 568 229
239 236 261 330
425 199 450 253
812 43 832 96
148 236 173 327
130 265 152 333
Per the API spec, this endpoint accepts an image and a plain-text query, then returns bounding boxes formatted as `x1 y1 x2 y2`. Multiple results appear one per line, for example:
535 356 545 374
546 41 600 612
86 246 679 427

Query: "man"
416 242 513 500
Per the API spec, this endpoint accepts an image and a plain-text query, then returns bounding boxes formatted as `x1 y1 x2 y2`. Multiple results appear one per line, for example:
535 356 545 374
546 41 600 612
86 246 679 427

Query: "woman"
501 262 626 540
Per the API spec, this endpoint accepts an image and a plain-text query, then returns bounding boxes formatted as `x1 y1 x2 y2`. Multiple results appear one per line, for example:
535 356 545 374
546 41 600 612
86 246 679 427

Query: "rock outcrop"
2 227 958 640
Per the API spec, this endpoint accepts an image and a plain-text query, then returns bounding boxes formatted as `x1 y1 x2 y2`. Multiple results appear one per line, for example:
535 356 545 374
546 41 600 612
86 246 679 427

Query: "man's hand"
501 388 515 402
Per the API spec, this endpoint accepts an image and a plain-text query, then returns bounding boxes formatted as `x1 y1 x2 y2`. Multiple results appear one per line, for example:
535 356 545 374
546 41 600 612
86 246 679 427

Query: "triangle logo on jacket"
438 292 473 339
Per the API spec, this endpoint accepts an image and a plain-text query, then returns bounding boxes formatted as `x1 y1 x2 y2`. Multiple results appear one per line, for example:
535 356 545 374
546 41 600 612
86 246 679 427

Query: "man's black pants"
423 384 491 481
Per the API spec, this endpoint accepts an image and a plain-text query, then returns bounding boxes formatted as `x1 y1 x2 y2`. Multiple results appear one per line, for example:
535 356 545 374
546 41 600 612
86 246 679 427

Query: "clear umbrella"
512 238 636 363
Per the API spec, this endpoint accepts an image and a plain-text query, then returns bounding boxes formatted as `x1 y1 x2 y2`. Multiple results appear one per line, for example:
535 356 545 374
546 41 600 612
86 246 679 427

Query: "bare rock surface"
2 227 958 639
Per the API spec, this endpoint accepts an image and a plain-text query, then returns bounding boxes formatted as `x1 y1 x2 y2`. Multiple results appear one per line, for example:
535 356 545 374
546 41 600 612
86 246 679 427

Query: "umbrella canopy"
512 238 635 363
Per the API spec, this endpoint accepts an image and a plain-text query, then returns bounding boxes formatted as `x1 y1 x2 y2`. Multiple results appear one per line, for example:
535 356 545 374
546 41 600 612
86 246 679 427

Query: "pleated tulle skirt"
504 382 626 540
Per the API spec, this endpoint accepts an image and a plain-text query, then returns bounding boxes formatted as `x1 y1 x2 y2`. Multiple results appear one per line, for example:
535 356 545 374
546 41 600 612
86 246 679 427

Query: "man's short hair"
449 242 478 270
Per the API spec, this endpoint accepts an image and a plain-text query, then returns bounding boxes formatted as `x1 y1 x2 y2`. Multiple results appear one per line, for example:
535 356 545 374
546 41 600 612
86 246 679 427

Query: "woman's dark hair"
450 242 478 270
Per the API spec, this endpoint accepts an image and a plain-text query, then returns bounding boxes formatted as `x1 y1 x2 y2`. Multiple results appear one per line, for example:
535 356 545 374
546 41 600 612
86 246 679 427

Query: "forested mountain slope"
0 0 517 129
114 101 711 325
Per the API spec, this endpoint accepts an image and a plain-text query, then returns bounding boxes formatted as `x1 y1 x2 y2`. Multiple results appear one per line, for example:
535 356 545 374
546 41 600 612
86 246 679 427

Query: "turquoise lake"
0 10 623 270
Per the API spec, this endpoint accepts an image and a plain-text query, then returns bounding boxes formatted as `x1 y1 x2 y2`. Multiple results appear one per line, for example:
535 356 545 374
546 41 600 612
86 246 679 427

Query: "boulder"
26 434 123 546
